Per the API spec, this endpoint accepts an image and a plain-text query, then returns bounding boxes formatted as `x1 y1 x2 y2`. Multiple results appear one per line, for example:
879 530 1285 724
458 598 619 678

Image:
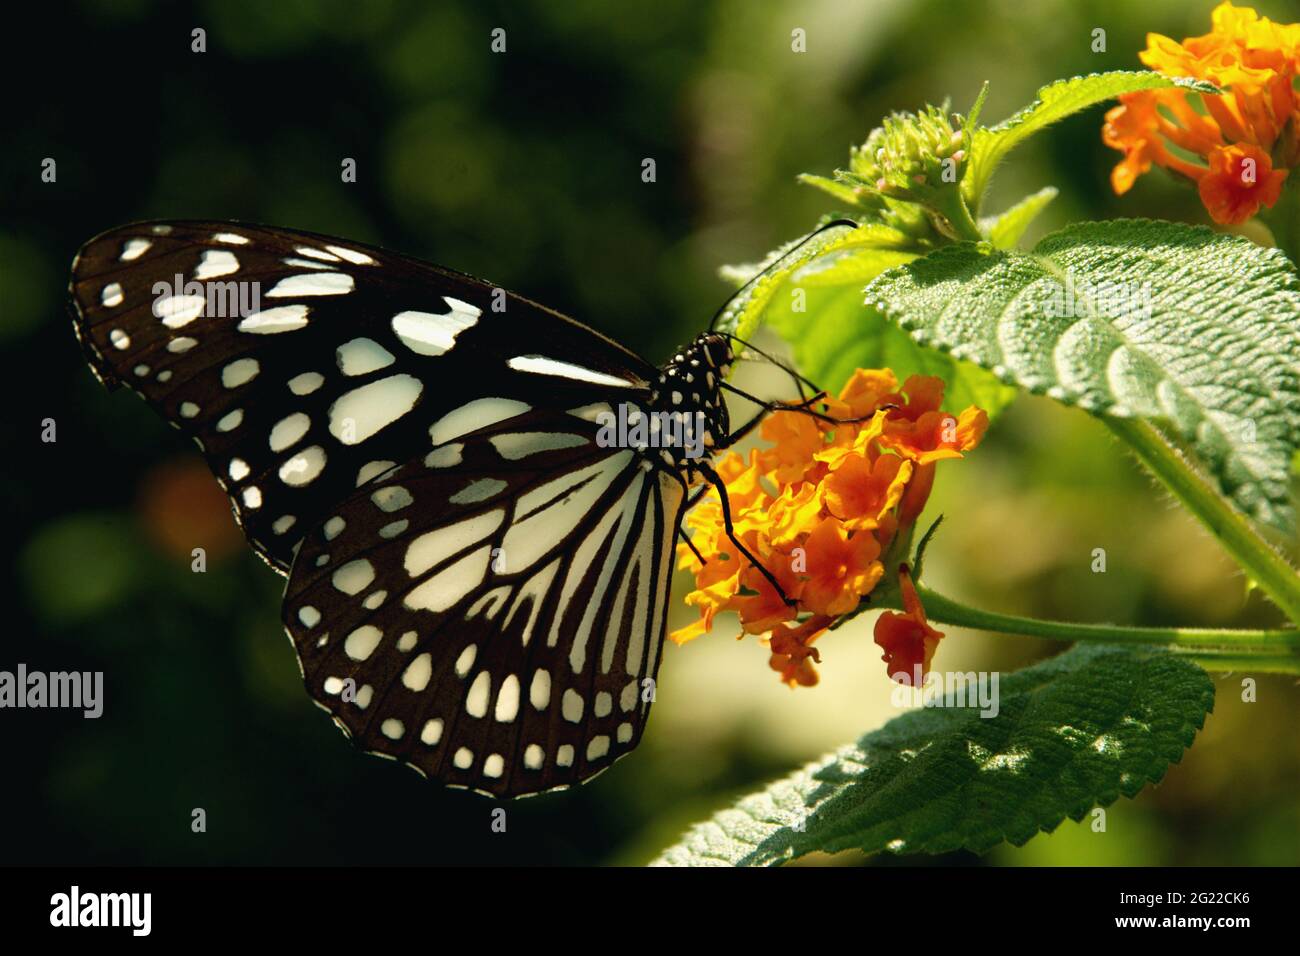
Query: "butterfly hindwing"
282 407 685 797
68 220 656 572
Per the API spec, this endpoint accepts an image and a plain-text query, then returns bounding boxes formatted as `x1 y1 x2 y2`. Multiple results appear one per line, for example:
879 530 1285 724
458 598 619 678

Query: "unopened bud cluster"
847 104 967 202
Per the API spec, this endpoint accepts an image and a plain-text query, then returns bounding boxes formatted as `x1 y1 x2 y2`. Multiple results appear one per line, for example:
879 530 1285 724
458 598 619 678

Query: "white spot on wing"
332 559 375 595
404 546 492 612
265 272 354 297
194 249 239 279
336 337 395 376
326 245 376 265
120 238 151 261
356 460 396 486
216 409 244 432
372 485 413 512
424 444 463 468
466 672 491 717
490 432 588 460
344 625 382 661
238 305 309 334
402 653 433 691
221 358 260 388
562 689 584 723
429 397 530 445
293 246 340 262
421 719 443 745
269 412 311 452
101 283 124 308
391 299 481 356
507 355 636 388
288 371 324 395
154 295 205 328
449 478 506 504
527 671 548 712
278 445 326 485
329 374 423 444
403 509 504 577
495 675 520 723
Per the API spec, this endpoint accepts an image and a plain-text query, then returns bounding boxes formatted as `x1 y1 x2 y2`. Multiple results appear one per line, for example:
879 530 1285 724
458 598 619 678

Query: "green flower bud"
840 103 979 240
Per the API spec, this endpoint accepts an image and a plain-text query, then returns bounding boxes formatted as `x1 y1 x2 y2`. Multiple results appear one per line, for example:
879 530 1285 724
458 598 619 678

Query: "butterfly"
69 220 842 797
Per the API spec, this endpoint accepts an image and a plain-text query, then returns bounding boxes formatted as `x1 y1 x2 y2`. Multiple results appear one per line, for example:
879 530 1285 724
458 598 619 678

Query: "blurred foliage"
1 0 1297 866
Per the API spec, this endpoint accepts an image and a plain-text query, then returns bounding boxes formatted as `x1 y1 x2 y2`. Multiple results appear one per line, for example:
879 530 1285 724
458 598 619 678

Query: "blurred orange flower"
672 370 985 687
1102 2 1299 224
136 457 244 563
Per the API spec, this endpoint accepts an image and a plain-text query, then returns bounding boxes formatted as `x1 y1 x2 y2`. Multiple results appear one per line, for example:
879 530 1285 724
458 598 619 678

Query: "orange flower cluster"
671 369 987 688
1103 2 1299 224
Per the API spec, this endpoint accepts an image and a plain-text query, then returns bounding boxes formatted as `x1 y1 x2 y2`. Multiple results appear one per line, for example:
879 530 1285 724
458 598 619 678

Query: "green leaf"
715 222 913 341
795 173 864 208
651 645 1213 866
963 72 1218 210
864 219 1300 529
981 186 1058 249
766 278 1018 417
720 226 1017 418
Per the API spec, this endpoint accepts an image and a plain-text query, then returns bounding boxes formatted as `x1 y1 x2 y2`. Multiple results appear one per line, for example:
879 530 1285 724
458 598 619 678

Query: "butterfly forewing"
283 408 683 797
68 220 655 571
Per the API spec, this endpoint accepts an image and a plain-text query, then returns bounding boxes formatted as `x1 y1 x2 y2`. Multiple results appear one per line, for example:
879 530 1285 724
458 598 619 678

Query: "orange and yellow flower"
671 369 987 687
1103 2 1300 224
873 564 944 686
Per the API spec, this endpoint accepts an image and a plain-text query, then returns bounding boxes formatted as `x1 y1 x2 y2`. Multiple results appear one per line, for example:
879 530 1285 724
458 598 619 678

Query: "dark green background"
2 0 1296 865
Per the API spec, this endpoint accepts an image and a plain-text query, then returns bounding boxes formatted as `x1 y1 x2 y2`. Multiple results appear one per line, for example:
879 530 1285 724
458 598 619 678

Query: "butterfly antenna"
707 218 861 333
724 332 822 397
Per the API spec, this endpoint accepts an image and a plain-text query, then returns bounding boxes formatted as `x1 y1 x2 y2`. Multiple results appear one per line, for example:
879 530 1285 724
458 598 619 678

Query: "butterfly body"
69 220 736 796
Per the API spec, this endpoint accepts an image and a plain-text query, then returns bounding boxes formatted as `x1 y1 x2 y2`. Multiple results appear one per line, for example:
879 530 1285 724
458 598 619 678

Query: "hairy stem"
1105 417 1300 625
915 585 1300 673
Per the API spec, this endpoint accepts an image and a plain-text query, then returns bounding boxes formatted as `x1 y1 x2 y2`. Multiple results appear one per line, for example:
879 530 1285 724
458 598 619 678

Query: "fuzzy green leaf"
765 276 1018 417
715 221 911 340
652 645 1213 867
719 224 1016 417
864 219 1300 529
981 186 1059 249
964 72 1218 209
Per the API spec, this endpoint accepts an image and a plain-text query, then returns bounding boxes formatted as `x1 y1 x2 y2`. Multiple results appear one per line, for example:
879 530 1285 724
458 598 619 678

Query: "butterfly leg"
678 528 709 568
716 386 830 450
697 461 797 607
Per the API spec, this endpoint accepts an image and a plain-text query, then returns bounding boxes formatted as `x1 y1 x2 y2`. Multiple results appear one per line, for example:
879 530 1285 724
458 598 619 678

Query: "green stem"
1105 417 1300 625
937 189 984 242
1259 177 1300 267
915 585 1300 674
